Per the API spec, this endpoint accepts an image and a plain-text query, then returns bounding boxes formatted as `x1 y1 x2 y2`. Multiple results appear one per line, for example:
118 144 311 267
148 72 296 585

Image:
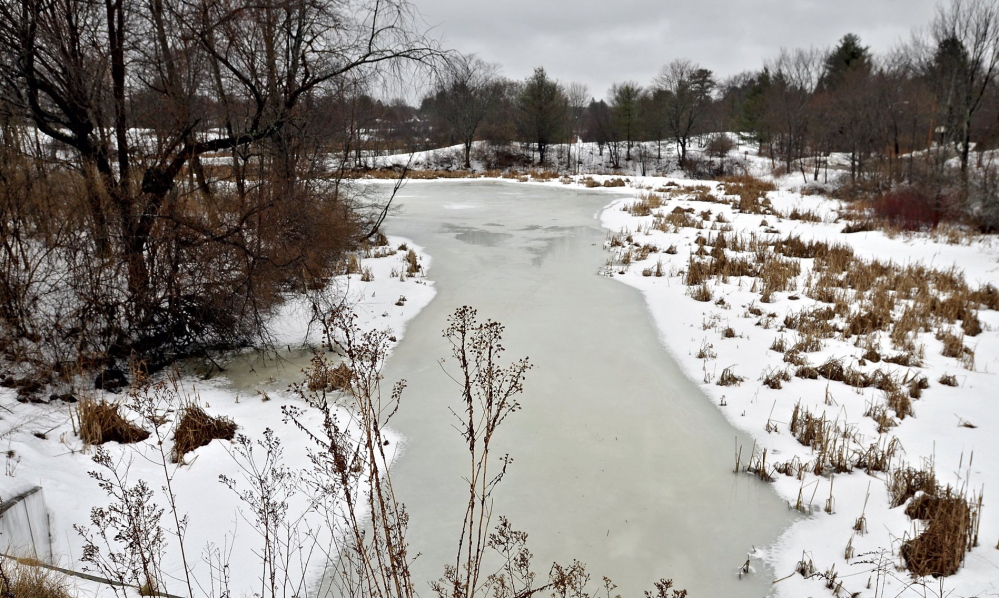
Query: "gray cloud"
413 0 939 99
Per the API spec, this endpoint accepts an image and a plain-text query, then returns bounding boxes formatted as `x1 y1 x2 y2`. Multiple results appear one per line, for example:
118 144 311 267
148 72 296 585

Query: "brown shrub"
171 403 238 463
76 398 150 445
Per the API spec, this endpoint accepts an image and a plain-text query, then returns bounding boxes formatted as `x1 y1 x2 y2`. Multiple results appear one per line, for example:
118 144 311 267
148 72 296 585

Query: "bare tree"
430 55 502 169
564 82 590 172
927 0 999 174
0 0 443 368
654 59 715 166
763 48 823 175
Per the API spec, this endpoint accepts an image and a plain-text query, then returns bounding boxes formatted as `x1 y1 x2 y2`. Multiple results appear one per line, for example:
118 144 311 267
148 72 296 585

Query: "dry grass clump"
787 207 823 222
855 436 902 473
720 174 777 214
789 402 830 450
970 283 999 310
774 235 840 260
883 352 922 367
888 465 938 508
0 559 73 598
688 283 713 302
405 249 421 276
937 330 973 361
654 206 699 232
845 308 892 338
171 403 238 463
900 486 983 577
344 253 362 275
791 334 823 353
938 373 959 387
787 402 857 474
717 366 744 386
526 169 559 181
761 367 791 389
75 398 150 445
306 360 353 392
641 260 666 277
603 178 626 187
758 254 800 301
626 192 665 216
865 402 898 433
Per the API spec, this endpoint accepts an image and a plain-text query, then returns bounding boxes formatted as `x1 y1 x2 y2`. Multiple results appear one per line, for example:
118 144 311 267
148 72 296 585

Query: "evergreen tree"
820 33 872 90
517 68 566 165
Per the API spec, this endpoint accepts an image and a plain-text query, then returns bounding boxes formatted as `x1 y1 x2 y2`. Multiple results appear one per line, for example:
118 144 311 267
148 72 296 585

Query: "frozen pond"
373 181 792 597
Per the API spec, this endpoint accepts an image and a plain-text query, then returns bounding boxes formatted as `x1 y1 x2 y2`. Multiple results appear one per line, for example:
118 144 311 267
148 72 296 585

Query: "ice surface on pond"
371 181 792 598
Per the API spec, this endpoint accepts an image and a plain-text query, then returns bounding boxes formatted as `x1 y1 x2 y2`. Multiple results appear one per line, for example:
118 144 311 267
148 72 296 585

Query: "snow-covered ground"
586 167 999 598
6 142 999 598
0 237 435 597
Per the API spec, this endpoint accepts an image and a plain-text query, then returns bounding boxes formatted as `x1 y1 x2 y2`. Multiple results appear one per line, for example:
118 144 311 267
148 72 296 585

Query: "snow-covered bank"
593 173 999 598
0 236 435 596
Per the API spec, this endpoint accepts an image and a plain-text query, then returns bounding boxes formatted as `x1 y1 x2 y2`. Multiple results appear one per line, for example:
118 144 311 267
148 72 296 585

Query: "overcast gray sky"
412 0 941 99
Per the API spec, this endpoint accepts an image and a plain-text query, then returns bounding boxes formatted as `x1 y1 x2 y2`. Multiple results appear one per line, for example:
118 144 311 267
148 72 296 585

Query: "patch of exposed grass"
75 398 149 446
171 403 238 463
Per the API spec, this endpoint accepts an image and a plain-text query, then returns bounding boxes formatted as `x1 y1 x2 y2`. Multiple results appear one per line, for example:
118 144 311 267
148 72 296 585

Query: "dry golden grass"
654 206 699 232
171 403 238 463
625 192 665 217
786 207 824 222
306 360 353 393
937 330 975 369
717 366 744 386
75 398 149 446
688 283 713 302
344 253 362 275
405 249 421 276
641 260 666 278
786 402 859 475
938 373 959 387
901 486 982 577
719 174 777 214
761 367 791 389
0 559 73 598
888 465 938 508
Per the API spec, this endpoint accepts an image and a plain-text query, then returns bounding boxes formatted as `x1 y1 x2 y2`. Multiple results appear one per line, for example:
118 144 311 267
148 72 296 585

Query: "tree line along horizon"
362 11 998 186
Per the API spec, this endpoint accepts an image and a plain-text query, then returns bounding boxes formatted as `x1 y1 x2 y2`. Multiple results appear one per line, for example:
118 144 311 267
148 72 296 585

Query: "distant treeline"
353 2 999 194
